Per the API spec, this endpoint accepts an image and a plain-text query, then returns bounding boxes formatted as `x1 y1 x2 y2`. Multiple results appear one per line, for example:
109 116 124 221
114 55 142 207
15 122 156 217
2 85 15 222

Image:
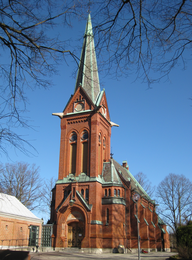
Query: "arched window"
108 189 111 196
69 132 77 174
105 189 107 196
82 130 88 141
118 189 120 197
70 132 77 142
114 189 117 196
81 130 88 173
98 133 102 174
106 208 109 225
81 189 84 197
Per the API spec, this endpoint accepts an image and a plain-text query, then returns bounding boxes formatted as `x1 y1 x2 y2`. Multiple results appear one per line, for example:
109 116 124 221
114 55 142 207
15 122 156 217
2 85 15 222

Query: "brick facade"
0 215 42 248
50 14 170 252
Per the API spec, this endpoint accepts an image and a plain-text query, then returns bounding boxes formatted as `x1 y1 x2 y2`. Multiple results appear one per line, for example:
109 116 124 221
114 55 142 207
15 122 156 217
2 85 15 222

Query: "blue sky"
1 16 192 221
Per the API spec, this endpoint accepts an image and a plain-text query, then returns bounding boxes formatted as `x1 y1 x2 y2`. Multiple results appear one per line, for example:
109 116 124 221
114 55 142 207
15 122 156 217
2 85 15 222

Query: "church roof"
113 160 152 201
0 193 42 222
74 14 100 104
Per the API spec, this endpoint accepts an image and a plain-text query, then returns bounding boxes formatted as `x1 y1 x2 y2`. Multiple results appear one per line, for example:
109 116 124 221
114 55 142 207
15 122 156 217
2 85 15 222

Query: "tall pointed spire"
75 14 100 104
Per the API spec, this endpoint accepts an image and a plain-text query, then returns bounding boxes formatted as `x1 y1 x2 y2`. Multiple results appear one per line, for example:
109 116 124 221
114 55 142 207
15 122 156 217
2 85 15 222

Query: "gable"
97 91 110 122
63 86 95 115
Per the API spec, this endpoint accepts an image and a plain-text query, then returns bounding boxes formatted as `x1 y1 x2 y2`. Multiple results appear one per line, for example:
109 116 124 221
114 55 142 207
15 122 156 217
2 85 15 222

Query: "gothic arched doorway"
67 209 85 248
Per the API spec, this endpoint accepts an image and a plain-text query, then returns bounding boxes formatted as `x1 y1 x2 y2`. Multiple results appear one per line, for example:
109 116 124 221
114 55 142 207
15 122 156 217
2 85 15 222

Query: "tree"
156 173 192 233
134 172 155 198
41 177 56 219
0 0 88 155
176 221 192 259
92 0 192 83
0 162 42 210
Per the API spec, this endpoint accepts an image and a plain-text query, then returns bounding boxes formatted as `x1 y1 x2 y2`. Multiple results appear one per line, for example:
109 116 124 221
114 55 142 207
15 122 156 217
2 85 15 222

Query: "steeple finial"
110 147 114 159
74 14 100 104
87 0 92 14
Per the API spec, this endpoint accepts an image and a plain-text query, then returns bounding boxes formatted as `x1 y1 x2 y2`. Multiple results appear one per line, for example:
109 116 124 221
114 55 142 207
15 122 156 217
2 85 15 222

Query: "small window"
98 133 101 143
86 189 89 202
5 225 8 230
105 189 107 196
114 189 117 196
64 190 68 200
73 187 75 197
118 189 120 196
108 189 111 196
20 227 23 232
106 208 109 225
81 189 84 197
103 137 106 147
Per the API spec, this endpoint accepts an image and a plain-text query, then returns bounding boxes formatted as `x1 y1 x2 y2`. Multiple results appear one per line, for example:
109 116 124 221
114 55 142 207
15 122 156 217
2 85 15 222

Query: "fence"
0 238 42 250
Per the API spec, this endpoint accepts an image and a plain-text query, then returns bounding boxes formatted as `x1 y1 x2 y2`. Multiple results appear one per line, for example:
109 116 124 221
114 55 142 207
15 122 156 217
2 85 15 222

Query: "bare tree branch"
134 171 155 198
0 0 88 155
92 0 192 84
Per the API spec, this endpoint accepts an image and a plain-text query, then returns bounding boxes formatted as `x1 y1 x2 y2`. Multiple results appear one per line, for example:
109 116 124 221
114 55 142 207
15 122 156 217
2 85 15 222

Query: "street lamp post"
133 193 140 260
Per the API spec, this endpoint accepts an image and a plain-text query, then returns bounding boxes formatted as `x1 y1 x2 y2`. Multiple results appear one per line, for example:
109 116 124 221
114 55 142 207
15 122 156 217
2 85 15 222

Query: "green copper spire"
74 14 100 104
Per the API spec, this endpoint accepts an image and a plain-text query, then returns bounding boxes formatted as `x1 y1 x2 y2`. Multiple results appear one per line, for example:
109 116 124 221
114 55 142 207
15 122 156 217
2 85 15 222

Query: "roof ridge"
113 159 152 200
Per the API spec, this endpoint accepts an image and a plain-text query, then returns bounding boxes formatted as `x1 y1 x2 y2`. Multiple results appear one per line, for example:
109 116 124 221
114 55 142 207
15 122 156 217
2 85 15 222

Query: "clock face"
74 102 84 112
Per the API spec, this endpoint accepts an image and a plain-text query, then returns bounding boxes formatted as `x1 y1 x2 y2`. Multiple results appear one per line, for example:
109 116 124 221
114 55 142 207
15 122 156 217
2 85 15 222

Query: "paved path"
30 251 176 260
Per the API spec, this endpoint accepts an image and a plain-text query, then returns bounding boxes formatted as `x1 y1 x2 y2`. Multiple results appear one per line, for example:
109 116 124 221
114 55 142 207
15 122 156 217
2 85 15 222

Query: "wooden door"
67 222 84 247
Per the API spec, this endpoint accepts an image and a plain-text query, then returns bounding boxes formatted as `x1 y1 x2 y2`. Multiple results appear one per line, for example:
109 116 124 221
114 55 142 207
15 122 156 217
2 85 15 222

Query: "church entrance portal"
68 222 84 247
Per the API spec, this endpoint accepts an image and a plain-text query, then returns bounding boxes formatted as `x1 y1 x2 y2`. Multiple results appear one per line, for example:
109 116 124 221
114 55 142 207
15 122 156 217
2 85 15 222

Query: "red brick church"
50 14 170 253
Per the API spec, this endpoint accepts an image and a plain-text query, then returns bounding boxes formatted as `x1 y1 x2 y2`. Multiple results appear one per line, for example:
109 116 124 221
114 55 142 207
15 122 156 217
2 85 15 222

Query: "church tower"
53 14 111 181
51 14 115 249
50 14 170 252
